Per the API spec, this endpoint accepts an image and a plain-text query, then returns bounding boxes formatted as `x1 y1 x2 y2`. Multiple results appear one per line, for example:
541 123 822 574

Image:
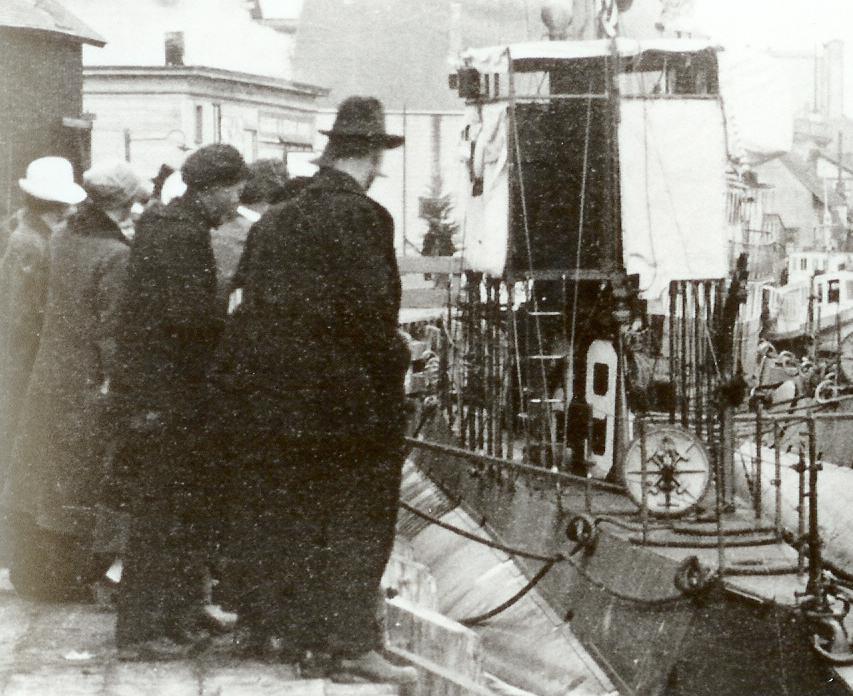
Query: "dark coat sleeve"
325 201 409 397
94 245 130 384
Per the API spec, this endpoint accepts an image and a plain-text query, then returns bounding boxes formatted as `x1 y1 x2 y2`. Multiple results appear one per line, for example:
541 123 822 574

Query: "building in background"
62 0 326 180
0 0 104 220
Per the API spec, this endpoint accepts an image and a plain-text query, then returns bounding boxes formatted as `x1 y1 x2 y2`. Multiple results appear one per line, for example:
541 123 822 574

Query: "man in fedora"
0 157 85 488
212 96 416 683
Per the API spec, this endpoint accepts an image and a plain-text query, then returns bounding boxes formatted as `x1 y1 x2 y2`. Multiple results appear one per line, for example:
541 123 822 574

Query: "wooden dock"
0 570 402 696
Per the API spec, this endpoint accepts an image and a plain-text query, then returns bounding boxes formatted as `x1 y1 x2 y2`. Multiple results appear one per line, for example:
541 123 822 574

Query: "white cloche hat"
19 157 87 205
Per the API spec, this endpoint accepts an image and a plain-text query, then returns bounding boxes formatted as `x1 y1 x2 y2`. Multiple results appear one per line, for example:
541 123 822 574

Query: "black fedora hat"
320 96 404 149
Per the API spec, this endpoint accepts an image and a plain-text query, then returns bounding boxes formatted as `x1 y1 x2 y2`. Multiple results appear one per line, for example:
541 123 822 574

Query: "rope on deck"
400 501 716 618
399 501 563 563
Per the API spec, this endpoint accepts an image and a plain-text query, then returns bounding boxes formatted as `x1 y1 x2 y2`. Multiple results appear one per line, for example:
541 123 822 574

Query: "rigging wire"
564 85 595 453
506 47 556 458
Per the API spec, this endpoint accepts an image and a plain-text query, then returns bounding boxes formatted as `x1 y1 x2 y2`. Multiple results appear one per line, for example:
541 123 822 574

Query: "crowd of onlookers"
0 95 418 685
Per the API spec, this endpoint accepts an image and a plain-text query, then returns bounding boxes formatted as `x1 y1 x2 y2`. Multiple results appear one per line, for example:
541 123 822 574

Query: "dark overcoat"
112 194 223 645
111 193 224 514
2 204 129 536
114 194 222 428
213 166 410 451
0 209 53 466
212 167 411 652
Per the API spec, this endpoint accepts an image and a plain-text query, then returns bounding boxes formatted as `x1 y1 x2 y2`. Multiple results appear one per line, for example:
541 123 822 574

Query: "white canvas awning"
619 98 729 301
458 38 718 73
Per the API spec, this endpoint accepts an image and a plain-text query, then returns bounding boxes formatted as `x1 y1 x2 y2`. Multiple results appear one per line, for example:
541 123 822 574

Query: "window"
212 104 222 144
593 363 609 396
591 418 607 456
165 32 184 66
194 105 203 144
244 129 258 161
799 258 808 271
828 279 840 304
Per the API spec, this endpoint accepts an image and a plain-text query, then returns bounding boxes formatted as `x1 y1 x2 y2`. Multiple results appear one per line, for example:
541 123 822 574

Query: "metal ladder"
517 274 570 467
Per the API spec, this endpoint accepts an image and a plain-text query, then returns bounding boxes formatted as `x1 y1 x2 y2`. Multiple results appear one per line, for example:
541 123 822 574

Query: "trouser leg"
116 501 205 646
321 446 403 658
231 463 327 651
8 513 108 601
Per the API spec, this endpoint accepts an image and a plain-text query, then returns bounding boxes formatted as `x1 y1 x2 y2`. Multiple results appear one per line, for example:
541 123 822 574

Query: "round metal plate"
621 424 712 517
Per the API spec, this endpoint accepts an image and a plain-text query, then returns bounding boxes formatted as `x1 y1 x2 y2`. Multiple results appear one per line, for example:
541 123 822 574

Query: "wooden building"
0 0 104 220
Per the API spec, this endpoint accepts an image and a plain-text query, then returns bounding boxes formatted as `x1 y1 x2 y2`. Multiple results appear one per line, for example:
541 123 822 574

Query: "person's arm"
94 245 130 389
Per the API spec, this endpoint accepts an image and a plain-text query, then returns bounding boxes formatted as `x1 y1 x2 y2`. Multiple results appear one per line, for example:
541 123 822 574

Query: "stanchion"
773 422 782 541
806 416 823 597
714 424 726 574
797 441 807 576
754 401 763 519
639 418 648 545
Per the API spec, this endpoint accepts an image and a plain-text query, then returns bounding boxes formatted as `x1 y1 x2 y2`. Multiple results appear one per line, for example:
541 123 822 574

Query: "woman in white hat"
2 160 139 601
0 157 86 504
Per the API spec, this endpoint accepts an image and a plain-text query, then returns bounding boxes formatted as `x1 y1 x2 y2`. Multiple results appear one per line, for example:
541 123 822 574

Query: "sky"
692 0 853 115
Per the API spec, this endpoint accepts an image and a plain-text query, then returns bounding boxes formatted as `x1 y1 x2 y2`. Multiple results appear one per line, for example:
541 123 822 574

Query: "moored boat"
398 15 853 696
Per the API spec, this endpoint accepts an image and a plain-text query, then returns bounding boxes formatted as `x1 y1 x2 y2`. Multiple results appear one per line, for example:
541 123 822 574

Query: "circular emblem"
621 424 711 517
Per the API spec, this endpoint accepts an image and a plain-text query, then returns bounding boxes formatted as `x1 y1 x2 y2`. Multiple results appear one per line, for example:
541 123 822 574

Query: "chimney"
165 31 185 66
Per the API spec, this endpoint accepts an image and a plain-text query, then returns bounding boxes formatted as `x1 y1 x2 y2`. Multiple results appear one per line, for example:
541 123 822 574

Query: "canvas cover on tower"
457 103 509 276
618 98 729 302
457 97 728 292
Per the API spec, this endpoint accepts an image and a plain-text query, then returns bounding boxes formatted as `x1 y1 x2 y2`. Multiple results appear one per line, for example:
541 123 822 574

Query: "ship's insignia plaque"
621 425 712 517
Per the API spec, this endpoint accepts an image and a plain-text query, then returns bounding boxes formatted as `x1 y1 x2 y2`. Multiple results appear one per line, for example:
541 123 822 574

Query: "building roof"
0 0 104 46
84 64 328 98
781 153 845 207
814 151 853 177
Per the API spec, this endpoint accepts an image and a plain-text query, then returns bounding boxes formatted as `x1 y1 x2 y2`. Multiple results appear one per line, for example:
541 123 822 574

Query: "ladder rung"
529 354 565 360
529 311 562 317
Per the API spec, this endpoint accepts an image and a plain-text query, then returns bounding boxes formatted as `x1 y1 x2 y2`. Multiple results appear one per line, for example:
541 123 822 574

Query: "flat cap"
181 144 251 190
83 160 141 209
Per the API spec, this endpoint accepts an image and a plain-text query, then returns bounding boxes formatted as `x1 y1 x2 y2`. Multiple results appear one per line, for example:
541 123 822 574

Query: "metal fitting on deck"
566 515 597 553
673 556 716 597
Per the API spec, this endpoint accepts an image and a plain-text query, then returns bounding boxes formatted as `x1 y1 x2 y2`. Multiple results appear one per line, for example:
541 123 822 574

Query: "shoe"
201 604 238 634
117 637 193 661
335 650 418 685
228 629 302 663
167 607 216 646
300 650 334 678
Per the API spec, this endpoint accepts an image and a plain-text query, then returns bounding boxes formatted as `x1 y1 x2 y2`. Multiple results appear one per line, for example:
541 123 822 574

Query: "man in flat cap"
113 144 249 659
213 97 416 683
